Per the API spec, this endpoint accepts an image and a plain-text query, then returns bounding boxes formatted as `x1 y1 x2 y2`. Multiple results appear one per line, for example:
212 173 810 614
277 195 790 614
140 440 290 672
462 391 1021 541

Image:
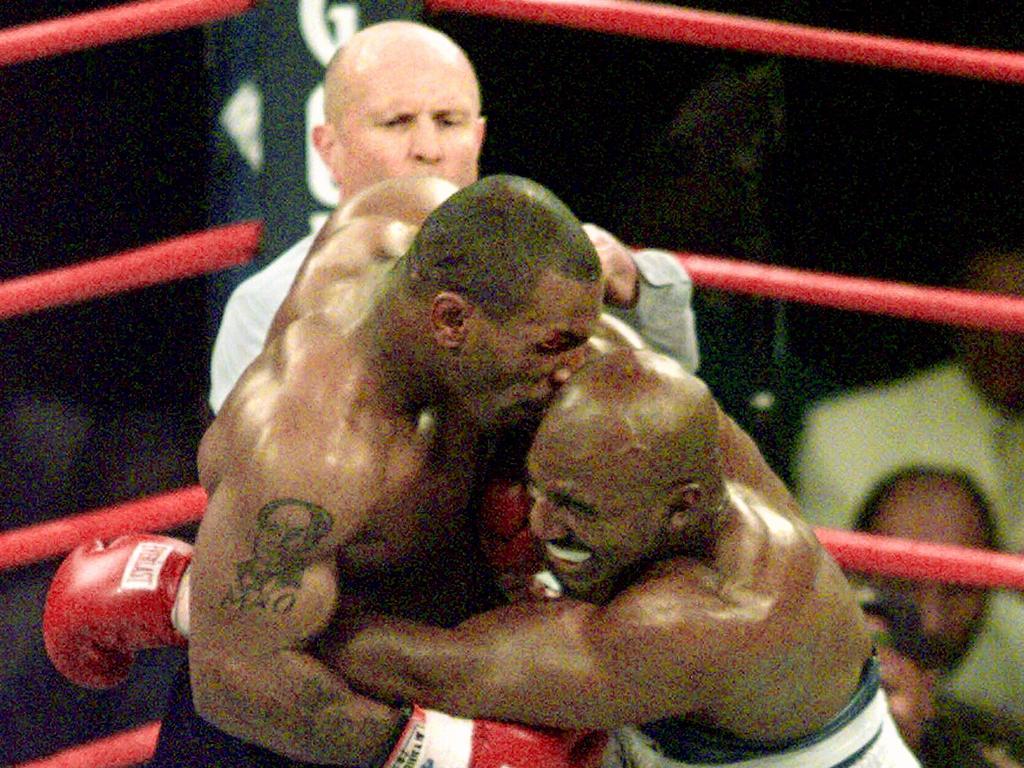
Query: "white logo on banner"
298 1 359 219
219 79 264 173
298 0 359 67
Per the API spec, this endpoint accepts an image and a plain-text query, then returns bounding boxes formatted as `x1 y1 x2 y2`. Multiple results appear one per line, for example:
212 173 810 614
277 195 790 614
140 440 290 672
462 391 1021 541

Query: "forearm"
191 643 404 765
335 602 640 729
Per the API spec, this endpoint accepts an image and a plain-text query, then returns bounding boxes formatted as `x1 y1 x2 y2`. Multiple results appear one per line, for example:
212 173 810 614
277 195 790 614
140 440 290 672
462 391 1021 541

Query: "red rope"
3 480 1024 593
0 0 256 67
13 721 159 768
0 486 206 572
1 222 1019 332
817 528 1024 591
427 0 1024 85
0 221 261 320
10 535 1024 768
677 253 1024 333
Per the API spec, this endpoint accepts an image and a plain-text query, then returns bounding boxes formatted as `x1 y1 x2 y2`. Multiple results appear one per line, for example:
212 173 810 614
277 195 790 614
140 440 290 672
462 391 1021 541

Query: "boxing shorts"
603 657 921 767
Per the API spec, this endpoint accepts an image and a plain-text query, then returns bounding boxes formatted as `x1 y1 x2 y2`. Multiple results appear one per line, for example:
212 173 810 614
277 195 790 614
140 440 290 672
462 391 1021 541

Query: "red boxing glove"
43 534 193 689
479 478 544 599
383 705 608 768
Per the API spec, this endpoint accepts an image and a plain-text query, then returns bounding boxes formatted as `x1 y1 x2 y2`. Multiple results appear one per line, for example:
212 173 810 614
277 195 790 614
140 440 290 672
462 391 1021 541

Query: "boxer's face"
323 41 485 204
454 272 601 429
527 424 671 603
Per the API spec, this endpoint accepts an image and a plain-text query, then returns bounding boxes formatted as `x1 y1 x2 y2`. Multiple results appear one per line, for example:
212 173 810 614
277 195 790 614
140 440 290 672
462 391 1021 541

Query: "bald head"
324 22 481 125
534 348 723 500
313 21 485 205
527 349 725 601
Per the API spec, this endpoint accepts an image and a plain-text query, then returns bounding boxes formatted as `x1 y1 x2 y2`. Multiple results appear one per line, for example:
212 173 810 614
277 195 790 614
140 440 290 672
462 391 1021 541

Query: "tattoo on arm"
222 498 333 614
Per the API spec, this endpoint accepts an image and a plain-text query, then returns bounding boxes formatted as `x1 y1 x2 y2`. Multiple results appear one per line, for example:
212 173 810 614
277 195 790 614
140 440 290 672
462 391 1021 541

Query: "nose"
549 345 588 388
915 584 948 640
410 118 443 164
529 495 568 541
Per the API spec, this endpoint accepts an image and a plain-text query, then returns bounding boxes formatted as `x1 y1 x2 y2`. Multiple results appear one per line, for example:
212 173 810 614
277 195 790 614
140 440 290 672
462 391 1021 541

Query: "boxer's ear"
666 481 702 533
473 115 487 155
431 292 473 348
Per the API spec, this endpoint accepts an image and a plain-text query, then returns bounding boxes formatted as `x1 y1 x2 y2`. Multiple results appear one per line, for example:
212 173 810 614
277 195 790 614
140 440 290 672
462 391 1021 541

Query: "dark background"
2 1 1023 763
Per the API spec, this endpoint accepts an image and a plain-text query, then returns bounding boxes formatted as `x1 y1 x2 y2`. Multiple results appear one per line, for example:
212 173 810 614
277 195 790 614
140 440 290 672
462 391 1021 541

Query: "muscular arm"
335 566 776 730
190 412 404 764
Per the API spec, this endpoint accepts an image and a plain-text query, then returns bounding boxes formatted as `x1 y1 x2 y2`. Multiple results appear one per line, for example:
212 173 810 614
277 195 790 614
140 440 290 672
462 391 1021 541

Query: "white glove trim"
171 563 191 638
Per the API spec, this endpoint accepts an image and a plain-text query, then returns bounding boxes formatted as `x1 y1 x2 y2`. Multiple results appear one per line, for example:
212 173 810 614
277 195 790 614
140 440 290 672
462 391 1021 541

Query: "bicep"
190 487 347 661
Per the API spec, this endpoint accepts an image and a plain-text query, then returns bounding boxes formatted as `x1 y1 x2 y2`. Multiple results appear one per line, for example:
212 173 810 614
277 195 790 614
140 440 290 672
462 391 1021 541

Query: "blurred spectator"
854 468 994 671
794 246 1024 719
855 582 1024 767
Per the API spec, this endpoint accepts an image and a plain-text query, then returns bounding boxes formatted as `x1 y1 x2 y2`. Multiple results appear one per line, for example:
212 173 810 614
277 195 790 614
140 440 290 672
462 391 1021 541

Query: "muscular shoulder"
271 177 456 337
202 333 392 512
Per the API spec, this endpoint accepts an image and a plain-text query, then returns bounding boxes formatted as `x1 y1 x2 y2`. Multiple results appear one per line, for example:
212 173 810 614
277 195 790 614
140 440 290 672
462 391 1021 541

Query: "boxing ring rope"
3 484 1024 590
14 722 161 768
6 1 1024 767
0 487 207 572
427 0 1024 85
2 237 1022 331
679 255 1024 334
0 222 261 320
0 0 257 67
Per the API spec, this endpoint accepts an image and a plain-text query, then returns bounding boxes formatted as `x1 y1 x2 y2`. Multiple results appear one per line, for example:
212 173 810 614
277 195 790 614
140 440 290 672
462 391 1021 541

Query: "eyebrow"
529 476 598 518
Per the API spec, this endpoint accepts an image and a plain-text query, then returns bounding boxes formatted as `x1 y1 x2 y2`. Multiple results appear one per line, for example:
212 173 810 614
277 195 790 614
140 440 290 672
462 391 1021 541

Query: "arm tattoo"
222 498 333 614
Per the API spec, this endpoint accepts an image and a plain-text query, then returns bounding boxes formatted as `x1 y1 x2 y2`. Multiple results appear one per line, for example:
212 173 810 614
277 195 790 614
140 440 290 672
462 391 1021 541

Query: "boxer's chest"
335 421 491 622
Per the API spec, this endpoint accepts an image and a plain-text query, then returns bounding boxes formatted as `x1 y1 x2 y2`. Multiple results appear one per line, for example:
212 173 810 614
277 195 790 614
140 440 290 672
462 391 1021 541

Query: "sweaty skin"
336 350 872 742
189 175 604 764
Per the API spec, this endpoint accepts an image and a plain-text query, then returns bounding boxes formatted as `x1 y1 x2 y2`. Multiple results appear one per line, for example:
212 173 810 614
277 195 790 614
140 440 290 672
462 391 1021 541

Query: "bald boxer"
334 349 921 767
210 20 699 414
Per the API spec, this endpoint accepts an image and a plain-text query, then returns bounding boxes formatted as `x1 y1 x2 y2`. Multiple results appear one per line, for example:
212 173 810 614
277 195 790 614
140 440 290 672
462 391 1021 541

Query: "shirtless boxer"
46 190 800 765
331 348 922 767
171 173 606 766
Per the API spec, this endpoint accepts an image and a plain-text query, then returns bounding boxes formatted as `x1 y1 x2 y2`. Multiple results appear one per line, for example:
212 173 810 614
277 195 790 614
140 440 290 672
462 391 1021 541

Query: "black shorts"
148 661 324 768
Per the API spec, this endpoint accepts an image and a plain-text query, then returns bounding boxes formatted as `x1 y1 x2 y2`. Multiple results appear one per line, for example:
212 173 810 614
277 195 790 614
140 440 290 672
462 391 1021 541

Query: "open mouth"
545 540 592 564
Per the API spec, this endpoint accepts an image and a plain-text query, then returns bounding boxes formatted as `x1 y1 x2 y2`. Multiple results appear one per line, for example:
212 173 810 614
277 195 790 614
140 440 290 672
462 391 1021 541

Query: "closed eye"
380 114 415 128
529 481 597 520
434 111 467 127
536 332 588 354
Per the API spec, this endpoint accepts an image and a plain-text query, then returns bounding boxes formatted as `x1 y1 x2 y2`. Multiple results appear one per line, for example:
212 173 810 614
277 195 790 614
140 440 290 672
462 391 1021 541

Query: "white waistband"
614 689 885 768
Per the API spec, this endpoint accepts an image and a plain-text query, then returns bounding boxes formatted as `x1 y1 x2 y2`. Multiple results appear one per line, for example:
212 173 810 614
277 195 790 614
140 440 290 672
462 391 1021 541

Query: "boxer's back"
267 176 457 340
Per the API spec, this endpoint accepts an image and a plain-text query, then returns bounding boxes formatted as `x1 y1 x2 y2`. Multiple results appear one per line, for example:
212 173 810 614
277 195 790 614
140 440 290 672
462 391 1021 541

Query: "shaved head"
537 348 722 494
324 22 481 126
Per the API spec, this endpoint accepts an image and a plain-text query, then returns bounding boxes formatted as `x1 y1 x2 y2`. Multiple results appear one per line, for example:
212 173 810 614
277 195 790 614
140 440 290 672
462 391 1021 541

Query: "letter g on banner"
299 0 359 67
299 1 359 212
